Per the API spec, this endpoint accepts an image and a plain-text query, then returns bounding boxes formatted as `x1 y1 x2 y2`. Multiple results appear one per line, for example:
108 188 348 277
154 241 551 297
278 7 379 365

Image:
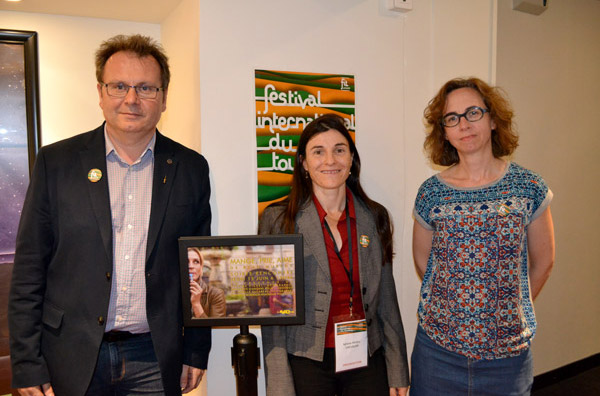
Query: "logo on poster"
340 78 351 91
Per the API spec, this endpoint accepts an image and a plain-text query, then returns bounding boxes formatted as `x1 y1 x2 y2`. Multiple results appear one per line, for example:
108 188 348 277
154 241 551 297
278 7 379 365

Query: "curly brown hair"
95 34 170 90
423 77 518 166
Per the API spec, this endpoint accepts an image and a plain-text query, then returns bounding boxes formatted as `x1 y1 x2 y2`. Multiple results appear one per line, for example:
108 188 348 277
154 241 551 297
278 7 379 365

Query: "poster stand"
178 235 305 395
231 325 260 396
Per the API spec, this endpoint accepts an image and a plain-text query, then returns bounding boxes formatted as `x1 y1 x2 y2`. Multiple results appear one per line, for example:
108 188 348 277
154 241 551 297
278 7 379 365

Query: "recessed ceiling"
0 0 183 23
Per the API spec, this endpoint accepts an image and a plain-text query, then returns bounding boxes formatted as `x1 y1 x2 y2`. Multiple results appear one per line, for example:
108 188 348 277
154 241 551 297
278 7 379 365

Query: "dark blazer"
258 195 409 396
8 125 212 396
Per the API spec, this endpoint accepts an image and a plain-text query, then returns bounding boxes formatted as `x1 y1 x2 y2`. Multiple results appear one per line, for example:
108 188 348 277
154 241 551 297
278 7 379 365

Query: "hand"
180 364 205 394
18 383 54 396
190 280 205 317
389 387 408 396
190 280 204 304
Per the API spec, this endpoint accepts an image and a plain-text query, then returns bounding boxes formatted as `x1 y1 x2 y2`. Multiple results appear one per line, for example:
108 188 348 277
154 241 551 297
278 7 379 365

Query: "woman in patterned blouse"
410 77 555 395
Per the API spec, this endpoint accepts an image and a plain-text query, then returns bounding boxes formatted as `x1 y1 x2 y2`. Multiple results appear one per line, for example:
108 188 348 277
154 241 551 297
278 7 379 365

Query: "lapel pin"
359 235 370 248
88 168 102 183
164 159 173 183
496 203 511 217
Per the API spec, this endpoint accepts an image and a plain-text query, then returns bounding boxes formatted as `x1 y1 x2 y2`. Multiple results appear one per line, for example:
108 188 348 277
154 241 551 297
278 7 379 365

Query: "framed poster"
0 29 41 264
0 28 41 394
179 234 304 327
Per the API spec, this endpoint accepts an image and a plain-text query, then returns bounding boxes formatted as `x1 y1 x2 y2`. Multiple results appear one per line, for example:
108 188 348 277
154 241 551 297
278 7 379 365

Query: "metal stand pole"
231 325 260 396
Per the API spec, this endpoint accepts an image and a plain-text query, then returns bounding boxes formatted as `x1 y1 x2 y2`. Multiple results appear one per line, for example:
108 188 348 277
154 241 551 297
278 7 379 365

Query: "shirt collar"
312 187 356 224
104 125 156 164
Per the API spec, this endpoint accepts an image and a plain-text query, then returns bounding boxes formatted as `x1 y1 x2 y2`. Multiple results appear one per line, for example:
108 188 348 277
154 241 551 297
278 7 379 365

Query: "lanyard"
323 202 354 317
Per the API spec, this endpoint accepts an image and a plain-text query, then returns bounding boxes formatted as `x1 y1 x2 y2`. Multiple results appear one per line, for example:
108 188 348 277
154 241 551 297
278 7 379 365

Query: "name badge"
334 319 368 373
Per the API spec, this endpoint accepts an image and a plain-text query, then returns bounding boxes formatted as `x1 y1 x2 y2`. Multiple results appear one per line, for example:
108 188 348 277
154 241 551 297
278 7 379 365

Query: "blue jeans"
410 326 533 396
86 333 165 395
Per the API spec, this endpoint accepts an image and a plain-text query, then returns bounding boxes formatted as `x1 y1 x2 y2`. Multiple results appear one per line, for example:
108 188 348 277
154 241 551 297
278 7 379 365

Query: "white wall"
161 3 206 394
161 0 202 152
0 11 160 145
198 0 495 394
496 0 600 374
399 0 498 352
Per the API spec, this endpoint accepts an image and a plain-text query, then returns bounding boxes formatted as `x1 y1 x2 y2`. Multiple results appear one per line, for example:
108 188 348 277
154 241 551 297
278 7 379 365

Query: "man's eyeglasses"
442 106 489 127
101 82 163 99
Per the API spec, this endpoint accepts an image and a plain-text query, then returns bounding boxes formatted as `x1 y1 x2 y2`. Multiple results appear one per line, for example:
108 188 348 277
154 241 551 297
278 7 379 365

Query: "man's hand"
180 364 205 394
18 383 54 396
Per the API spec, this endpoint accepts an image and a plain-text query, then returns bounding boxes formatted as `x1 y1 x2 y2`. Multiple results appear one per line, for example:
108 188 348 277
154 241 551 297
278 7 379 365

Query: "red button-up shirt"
313 190 365 348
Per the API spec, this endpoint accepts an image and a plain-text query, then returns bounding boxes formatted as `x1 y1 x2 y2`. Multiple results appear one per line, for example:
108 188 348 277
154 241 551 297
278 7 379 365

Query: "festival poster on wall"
255 70 356 215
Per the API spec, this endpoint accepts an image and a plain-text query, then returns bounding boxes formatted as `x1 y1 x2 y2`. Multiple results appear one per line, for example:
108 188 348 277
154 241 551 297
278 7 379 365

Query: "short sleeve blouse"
413 162 552 359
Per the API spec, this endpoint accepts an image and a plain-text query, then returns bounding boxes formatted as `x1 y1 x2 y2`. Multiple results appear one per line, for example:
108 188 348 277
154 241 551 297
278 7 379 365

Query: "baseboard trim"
532 353 600 391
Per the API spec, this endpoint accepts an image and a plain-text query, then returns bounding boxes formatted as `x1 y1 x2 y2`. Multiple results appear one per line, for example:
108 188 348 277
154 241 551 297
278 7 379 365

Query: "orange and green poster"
255 70 356 215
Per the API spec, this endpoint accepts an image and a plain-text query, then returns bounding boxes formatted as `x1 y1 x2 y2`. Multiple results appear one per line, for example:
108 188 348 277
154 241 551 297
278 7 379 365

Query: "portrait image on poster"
179 235 304 327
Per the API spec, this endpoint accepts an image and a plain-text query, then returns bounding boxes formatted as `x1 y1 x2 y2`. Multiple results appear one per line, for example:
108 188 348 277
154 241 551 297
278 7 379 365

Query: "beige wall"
160 7 203 393
496 0 600 374
0 11 160 145
399 0 498 346
161 0 202 152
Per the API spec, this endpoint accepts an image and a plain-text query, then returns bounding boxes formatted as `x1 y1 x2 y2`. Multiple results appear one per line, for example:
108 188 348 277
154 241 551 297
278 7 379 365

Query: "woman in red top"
259 114 409 396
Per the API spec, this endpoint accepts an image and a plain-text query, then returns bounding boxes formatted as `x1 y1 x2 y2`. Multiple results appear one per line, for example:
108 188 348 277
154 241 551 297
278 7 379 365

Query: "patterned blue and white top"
414 162 552 360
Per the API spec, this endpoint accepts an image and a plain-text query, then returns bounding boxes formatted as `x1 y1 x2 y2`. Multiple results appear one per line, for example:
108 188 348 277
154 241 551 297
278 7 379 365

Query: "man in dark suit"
8 34 211 395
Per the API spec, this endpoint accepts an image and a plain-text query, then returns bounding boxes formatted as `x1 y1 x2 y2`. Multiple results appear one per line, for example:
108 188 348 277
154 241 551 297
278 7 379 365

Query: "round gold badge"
88 168 102 183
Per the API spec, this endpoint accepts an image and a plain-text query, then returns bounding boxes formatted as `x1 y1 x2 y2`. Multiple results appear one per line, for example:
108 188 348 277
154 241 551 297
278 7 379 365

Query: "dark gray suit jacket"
259 195 409 395
8 125 212 395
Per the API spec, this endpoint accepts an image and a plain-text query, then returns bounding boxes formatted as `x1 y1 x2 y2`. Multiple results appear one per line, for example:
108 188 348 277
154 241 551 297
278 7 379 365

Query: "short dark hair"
423 77 518 166
95 34 170 90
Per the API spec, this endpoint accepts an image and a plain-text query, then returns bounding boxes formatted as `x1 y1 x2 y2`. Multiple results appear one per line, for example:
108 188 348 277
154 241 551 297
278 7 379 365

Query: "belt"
103 331 149 343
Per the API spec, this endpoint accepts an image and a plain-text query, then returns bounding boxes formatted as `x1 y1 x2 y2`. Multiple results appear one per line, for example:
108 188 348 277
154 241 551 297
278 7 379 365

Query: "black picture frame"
0 29 41 172
179 234 305 327
0 28 41 394
0 29 41 265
